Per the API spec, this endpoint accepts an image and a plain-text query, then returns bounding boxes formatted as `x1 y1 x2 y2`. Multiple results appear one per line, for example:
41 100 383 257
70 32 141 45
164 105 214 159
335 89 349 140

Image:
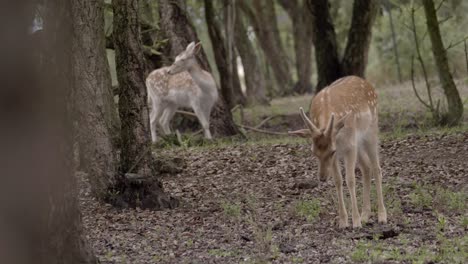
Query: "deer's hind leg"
362 128 387 224
193 104 212 139
150 99 164 142
357 148 372 223
343 134 362 228
160 104 177 135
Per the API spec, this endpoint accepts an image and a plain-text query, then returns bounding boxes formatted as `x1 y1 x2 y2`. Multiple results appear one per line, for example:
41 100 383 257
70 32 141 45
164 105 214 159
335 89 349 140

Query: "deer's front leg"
344 146 362 228
332 160 348 228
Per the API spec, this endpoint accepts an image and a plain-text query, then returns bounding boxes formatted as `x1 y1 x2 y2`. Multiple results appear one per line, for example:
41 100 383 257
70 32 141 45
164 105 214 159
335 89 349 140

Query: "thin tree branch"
237 124 289 135
410 56 431 109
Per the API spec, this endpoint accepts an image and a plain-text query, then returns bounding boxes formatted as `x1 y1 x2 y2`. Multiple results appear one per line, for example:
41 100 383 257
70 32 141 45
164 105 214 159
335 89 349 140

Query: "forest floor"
80 80 468 263
80 131 468 263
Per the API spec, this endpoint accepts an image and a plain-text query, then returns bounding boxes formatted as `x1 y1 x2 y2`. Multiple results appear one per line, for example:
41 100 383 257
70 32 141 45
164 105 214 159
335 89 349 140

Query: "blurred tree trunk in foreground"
0 1 97 263
158 0 241 137
240 0 294 95
307 0 378 92
234 6 270 105
73 0 120 200
204 0 246 108
422 0 463 126
278 0 314 94
113 0 176 209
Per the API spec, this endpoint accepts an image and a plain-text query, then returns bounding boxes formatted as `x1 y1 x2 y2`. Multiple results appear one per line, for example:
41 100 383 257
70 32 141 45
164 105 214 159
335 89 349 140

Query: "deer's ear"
194 42 202 54
288 129 312 138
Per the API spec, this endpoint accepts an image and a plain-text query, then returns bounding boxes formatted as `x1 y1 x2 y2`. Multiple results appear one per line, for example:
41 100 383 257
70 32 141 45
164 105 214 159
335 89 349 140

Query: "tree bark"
278 0 314 94
307 0 378 92
158 0 241 137
72 0 120 200
240 0 294 95
224 0 247 107
204 0 245 109
113 0 176 209
0 1 96 263
157 0 211 71
234 8 269 105
384 0 402 83
307 0 342 91
422 0 463 126
341 0 378 76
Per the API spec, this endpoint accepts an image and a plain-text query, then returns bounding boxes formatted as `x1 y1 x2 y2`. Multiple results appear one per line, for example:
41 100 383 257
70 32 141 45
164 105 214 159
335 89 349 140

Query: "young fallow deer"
289 76 387 228
146 42 218 142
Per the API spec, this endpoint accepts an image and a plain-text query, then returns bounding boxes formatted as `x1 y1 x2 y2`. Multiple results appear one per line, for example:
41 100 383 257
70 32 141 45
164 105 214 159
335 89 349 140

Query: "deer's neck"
187 63 216 93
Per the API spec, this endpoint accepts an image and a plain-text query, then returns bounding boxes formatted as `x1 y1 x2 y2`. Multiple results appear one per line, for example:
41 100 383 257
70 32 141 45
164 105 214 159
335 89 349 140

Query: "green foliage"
295 199 321 222
221 201 242 218
368 1 468 84
409 184 433 209
434 186 467 212
350 234 468 263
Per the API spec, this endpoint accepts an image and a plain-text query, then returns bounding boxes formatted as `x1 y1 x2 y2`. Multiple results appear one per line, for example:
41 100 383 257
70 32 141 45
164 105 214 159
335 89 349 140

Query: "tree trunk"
72 0 120 200
422 0 463 126
158 0 241 137
234 9 269 105
224 0 247 107
278 0 314 94
113 0 176 209
341 0 378 76
384 0 402 83
307 0 378 92
307 0 342 91
0 1 96 263
240 0 294 95
157 0 211 71
204 0 244 109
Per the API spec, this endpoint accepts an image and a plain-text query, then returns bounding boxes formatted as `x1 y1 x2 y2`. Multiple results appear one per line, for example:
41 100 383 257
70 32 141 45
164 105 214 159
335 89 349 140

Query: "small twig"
191 129 203 136
410 57 431 109
230 104 241 112
254 115 278 129
410 5 435 110
445 35 468 51
237 124 289 135
465 40 468 75
176 110 197 117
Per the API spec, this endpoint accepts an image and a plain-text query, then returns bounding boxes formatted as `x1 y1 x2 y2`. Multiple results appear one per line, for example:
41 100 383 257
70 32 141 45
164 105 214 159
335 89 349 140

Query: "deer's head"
289 108 348 182
168 42 202 75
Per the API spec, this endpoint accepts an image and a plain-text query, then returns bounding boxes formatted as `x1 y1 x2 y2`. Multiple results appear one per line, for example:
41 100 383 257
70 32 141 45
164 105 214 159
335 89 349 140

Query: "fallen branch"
237 124 289 135
254 115 286 129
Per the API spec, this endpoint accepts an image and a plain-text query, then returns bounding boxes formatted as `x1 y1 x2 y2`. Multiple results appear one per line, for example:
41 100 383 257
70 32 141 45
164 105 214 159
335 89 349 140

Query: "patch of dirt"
80 132 468 263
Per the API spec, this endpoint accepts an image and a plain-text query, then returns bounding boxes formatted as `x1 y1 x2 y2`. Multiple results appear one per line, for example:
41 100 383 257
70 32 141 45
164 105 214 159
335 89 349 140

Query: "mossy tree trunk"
278 0 314 94
234 6 270 105
72 0 120 200
240 0 294 95
307 0 343 91
307 0 378 92
204 0 246 109
113 0 176 209
422 0 463 126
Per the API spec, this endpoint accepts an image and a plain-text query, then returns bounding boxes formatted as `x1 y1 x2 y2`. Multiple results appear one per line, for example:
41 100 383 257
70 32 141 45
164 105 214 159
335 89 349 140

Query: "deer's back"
146 67 198 97
310 76 378 130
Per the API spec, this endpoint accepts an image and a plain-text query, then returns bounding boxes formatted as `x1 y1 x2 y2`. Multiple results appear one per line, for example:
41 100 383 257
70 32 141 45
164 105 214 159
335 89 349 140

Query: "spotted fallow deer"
289 76 387 228
146 42 218 142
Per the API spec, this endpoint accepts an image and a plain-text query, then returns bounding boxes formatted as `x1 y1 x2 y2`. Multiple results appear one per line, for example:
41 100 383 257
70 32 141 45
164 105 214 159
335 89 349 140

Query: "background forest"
1 0 467 263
